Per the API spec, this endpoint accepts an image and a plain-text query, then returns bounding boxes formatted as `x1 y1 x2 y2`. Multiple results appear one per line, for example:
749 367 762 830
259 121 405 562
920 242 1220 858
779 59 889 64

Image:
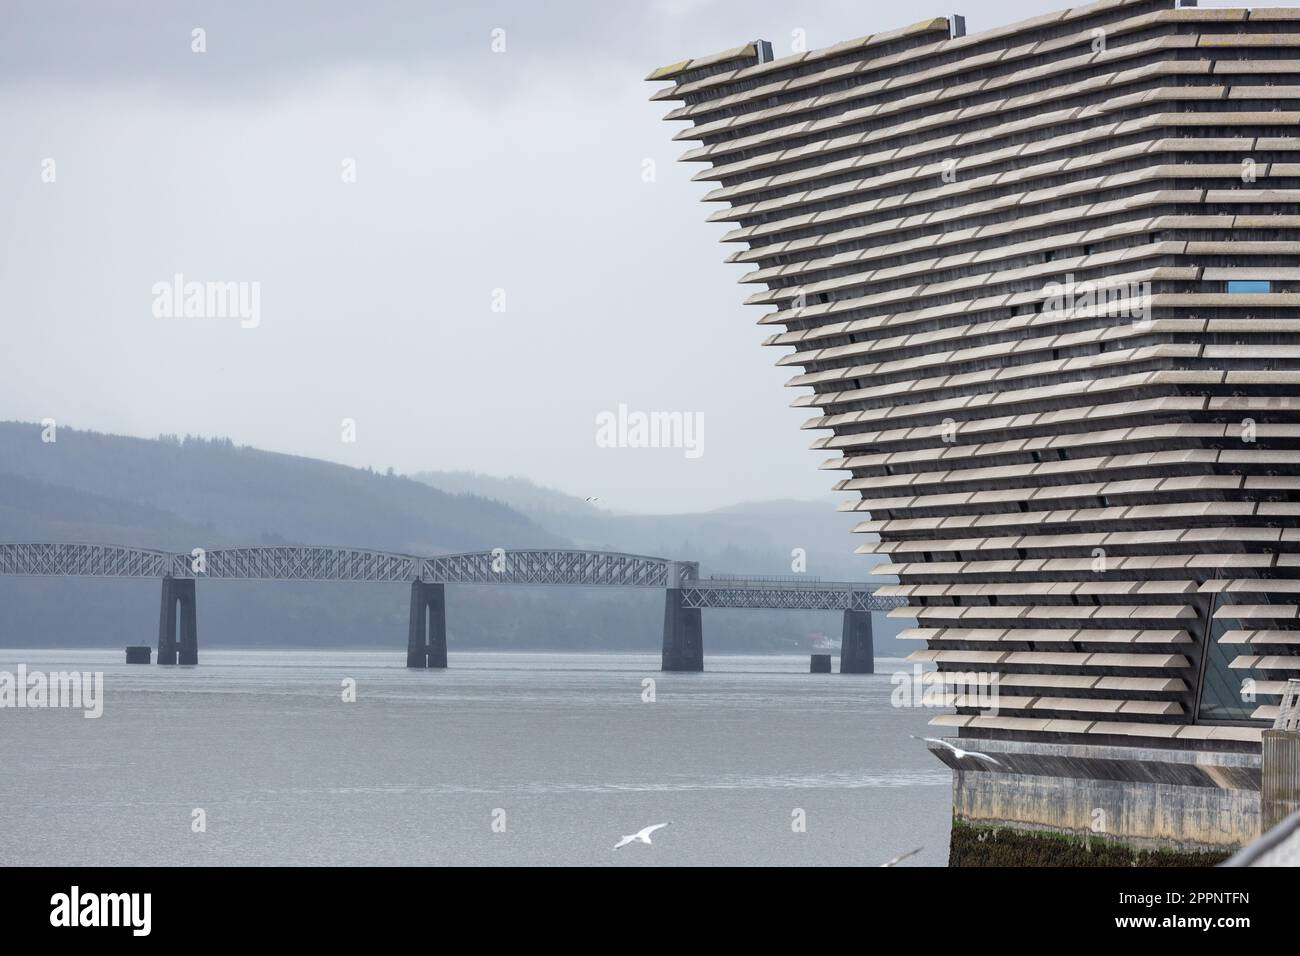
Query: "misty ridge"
0 421 903 654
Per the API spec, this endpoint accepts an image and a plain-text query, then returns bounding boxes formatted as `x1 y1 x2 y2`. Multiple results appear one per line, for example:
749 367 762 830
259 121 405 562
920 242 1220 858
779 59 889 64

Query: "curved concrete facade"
651 0 1300 764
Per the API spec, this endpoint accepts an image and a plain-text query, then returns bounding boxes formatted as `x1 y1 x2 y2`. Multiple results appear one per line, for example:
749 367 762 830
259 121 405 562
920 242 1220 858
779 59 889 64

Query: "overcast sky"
0 0 1272 513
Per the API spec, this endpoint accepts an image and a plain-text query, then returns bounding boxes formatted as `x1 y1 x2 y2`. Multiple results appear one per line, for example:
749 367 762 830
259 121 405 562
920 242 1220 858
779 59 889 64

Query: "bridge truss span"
193 546 420 582
0 543 902 610
681 581 908 612
0 543 182 578
421 549 697 588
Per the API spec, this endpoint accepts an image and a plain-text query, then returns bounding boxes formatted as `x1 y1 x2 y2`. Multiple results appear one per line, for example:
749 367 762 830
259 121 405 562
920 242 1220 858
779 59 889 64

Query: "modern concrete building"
650 0 1300 859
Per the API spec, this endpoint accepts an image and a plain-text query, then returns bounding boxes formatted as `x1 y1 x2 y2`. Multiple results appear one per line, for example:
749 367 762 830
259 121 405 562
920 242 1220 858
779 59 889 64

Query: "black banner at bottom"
0 865 1278 942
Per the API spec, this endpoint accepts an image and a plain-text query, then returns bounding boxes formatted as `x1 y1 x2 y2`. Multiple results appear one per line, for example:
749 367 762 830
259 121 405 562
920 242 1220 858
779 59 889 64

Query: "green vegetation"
948 819 1233 867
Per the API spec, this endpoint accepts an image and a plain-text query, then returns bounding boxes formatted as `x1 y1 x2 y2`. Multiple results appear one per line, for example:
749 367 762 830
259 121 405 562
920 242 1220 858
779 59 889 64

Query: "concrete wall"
954 770 1259 853
936 738 1260 852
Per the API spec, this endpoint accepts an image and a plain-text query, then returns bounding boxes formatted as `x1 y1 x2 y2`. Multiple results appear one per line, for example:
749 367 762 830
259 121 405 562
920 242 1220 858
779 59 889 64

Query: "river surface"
0 649 951 866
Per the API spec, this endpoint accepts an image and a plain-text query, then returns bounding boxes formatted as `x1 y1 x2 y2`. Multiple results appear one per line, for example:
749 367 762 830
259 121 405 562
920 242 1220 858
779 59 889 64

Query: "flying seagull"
911 735 1004 768
880 847 923 867
614 822 670 850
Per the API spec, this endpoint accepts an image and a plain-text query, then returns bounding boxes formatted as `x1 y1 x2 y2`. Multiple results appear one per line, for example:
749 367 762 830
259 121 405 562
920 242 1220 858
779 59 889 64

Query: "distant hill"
0 471 220 549
0 423 907 655
413 470 888 581
0 423 556 553
410 470 602 523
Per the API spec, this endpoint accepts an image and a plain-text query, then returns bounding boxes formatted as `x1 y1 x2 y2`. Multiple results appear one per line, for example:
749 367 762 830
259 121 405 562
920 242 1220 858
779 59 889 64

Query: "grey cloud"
0 0 1124 513
1 1 1063 97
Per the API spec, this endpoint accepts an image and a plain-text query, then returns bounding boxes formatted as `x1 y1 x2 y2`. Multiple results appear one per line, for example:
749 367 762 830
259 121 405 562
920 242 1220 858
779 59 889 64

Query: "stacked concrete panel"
651 1 1300 845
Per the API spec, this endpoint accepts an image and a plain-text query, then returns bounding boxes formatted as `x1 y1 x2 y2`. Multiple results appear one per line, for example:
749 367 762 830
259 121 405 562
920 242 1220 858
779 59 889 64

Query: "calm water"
0 649 951 866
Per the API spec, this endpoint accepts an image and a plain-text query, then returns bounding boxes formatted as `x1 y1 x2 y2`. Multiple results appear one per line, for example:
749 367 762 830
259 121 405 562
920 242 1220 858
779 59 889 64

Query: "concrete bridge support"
840 609 874 674
407 580 447 668
158 576 198 665
661 588 703 672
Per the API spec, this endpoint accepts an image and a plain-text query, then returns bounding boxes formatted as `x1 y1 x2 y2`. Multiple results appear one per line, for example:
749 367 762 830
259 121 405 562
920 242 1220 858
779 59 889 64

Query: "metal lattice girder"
681 581 909 611
852 591 909 613
420 550 698 587
0 543 178 577
0 543 907 611
190 546 420 581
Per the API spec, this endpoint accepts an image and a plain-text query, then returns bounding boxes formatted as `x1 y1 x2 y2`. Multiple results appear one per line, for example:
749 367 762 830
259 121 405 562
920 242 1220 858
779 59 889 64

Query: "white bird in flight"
880 847 923 867
912 735 1004 768
614 822 670 850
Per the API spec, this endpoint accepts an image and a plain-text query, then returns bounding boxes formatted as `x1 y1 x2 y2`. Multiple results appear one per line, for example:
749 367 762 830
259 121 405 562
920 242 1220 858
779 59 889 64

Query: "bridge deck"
0 543 901 609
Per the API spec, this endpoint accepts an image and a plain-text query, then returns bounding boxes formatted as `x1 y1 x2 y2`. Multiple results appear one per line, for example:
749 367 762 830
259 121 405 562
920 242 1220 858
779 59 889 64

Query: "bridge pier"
158 576 198 666
840 609 874 674
407 581 447 668
661 588 703 672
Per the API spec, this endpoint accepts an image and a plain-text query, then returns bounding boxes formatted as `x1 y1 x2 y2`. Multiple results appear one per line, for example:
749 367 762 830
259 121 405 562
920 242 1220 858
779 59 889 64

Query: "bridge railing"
704 573 824 584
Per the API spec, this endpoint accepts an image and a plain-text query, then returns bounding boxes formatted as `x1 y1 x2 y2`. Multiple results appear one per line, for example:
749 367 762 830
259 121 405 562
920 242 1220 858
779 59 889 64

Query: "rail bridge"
0 543 904 672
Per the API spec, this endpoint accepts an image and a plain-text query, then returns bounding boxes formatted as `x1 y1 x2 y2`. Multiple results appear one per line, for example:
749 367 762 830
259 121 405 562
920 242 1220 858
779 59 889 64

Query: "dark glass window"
1198 594 1266 722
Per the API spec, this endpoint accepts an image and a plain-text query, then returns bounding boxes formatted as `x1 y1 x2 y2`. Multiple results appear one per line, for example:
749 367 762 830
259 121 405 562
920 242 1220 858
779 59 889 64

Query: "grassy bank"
949 820 1233 867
